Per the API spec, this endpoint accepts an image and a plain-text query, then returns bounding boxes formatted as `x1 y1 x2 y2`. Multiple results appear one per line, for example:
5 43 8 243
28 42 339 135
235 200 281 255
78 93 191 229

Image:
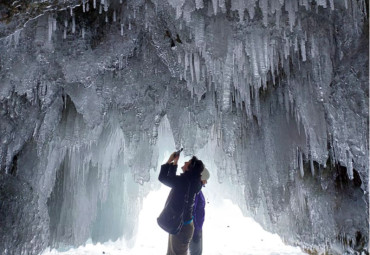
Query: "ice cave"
0 0 368 254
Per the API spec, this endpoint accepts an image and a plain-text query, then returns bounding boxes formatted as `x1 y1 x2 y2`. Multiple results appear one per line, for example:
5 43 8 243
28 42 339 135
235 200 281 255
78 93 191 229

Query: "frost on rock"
0 0 368 254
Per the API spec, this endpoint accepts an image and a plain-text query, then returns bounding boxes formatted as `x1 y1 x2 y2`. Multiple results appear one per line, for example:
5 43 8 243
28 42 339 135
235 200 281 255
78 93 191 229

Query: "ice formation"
0 0 368 254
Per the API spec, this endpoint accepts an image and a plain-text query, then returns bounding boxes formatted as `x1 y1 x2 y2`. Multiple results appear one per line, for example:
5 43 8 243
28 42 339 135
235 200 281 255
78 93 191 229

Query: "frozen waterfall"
0 0 368 254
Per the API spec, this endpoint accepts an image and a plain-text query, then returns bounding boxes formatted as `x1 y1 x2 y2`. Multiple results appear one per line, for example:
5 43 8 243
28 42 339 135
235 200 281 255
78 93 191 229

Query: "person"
190 168 210 255
159 152 205 255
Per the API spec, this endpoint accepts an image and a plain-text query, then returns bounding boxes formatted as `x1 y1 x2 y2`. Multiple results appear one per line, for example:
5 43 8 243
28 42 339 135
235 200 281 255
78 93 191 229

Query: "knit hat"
201 168 210 181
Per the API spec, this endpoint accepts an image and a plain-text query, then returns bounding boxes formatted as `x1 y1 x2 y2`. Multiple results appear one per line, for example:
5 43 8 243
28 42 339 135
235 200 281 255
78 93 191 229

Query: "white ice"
42 170 304 255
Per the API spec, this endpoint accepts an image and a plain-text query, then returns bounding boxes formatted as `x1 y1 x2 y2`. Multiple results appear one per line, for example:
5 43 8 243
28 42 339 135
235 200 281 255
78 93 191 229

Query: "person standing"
190 168 210 255
158 152 205 255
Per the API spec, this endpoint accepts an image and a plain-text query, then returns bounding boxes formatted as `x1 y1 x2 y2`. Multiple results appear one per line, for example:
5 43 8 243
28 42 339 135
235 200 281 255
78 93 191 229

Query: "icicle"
120 0 122 3
104 1 108 12
201 64 206 84
257 34 267 76
52 19 57 32
212 0 218 15
99 4 103 14
246 0 257 19
301 0 309 10
300 38 306 62
195 0 204 9
63 28 67 39
264 35 269 75
347 151 354 180
82 27 85 39
317 0 327 8
184 52 188 78
119 54 123 69
190 53 194 82
188 80 194 98
299 150 304 178
275 9 281 27
344 0 348 9
86 2 89 12
260 0 268 26
310 34 316 58
218 0 226 13
293 148 298 170
94 0 96 9
296 109 301 136
284 89 290 122
175 6 182 20
72 16 76 34
121 24 124 36
283 31 290 59
296 16 302 32
329 0 334 10
310 156 314 177
286 0 296 32
294 36 298 52
48 15 53 41
129 22 131 30
254 87 261 125
269 45 275 83
83 0 86 12
105 15 108 23
194 53 201 83
70 7 73 16
113 10 116 22
250 36 259 78
293 0 298 11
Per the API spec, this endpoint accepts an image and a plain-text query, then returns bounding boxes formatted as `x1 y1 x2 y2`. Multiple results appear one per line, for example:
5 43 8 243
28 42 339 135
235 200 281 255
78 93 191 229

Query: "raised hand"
167 151 180 165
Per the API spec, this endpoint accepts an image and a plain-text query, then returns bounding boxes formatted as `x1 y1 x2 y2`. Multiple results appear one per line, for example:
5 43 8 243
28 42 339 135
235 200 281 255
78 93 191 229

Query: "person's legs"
167 234 175 255
171 222 194 255
189 229 203 255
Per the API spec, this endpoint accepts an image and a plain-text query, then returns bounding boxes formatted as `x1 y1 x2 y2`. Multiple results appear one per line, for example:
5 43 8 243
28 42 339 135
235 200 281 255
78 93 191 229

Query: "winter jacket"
193 191 205 235
158 163 202 222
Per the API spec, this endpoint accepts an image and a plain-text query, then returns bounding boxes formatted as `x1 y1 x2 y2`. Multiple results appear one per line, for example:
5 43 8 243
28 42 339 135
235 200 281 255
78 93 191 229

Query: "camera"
174 148 183 157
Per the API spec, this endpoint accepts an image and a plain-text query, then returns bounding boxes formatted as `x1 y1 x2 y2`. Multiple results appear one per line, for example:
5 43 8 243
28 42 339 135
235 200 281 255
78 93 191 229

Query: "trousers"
167 222 194 255
189 229 202 255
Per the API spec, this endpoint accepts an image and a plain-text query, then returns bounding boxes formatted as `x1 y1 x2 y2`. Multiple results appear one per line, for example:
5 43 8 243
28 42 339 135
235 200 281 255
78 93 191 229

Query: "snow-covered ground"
42 185 304 255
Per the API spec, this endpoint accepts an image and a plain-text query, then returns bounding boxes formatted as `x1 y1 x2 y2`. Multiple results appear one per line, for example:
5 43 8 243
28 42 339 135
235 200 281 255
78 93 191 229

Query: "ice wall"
0 0 368 254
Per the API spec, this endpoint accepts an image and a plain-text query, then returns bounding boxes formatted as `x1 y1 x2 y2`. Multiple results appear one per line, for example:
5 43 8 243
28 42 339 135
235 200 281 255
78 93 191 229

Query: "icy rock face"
0 0 368 254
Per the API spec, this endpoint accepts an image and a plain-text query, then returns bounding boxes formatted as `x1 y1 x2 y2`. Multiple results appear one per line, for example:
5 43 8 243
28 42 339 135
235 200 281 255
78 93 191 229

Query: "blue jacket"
193 191 205 235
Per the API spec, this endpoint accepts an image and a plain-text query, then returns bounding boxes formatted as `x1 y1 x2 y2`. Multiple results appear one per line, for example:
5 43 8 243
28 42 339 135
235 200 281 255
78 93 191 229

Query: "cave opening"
42 182 305 255
41 99 306 254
